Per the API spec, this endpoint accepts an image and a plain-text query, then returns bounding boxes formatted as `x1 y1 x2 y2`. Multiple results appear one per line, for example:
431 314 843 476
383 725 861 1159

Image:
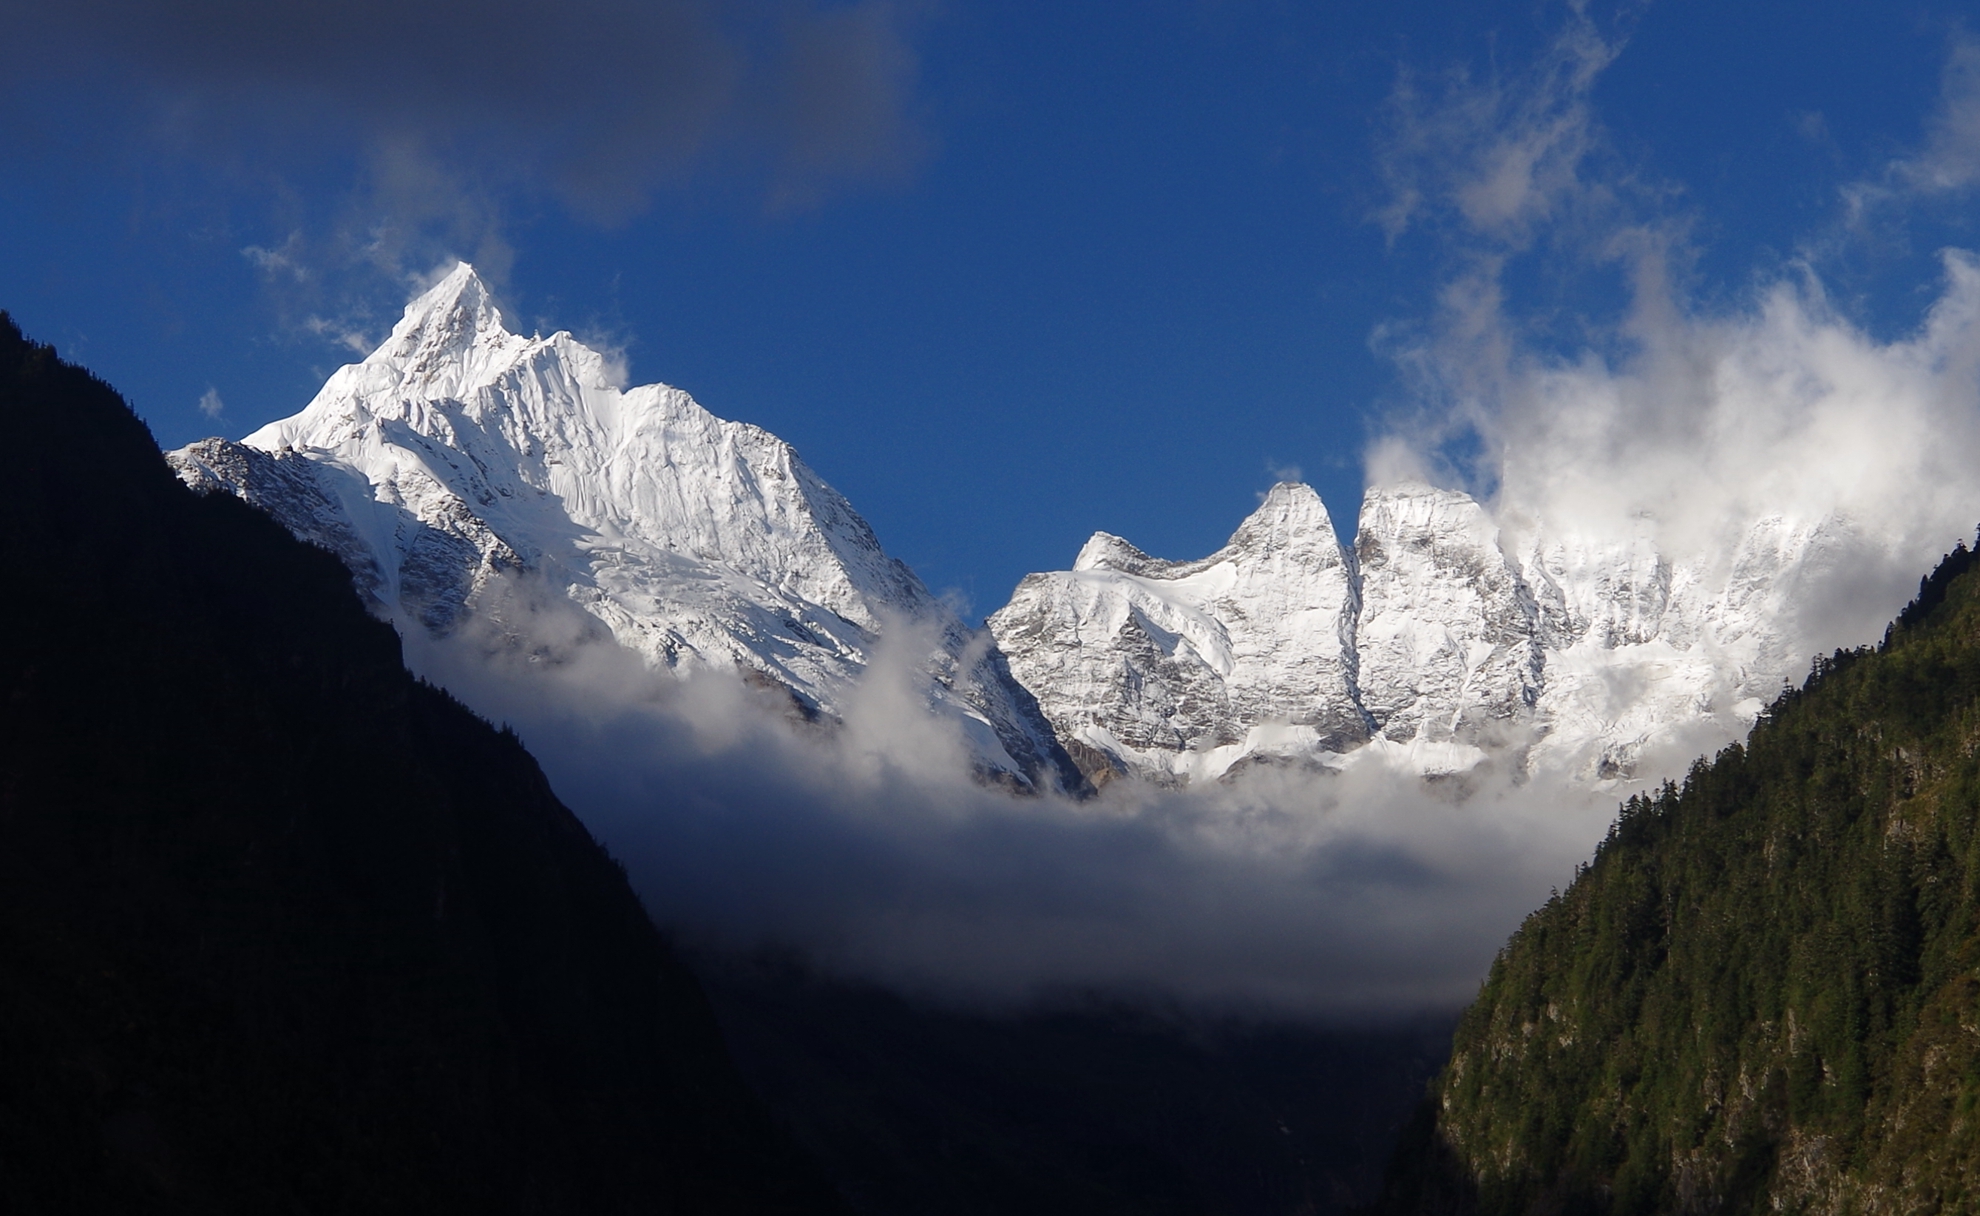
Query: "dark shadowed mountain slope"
1377 541 1980 1215
0 313 845 1214
698 955 1454 1216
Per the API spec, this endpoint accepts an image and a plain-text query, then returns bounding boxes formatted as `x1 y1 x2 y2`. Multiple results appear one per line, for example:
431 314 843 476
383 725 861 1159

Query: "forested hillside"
0 314 843 1213
1381 542 1980 1214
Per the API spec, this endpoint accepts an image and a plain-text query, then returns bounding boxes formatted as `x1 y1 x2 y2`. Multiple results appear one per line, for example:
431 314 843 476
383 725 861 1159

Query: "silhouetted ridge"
0 311 844 1213
1895 533 1980 632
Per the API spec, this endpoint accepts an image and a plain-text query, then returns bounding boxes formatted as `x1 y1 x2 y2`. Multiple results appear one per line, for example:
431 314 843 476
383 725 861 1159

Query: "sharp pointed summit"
397 260 503 338
988 480 1364 786
169 276 1080 793
367 261 528 398
170 272 1882 797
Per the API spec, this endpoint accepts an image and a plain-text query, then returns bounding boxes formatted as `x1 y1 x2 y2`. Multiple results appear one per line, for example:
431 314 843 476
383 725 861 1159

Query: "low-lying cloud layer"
391 253 1967 1006
381 15 1980 1020
410 231 1980 1010
408 585 1622 1018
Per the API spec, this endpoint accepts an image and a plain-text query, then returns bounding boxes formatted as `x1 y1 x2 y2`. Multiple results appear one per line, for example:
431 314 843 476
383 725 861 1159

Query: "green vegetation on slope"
1383 543 1980 1215
0 314 843 1213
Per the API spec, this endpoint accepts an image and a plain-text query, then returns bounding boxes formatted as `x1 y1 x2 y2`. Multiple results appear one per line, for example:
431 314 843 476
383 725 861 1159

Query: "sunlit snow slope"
170 264 1076 791
169 263 1912 798
990 480 1866 787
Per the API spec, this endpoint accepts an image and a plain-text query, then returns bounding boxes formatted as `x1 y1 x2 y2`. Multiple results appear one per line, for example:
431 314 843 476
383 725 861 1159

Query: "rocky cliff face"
991 480 1855 787
169 264 1076 793
987 483 1364 785
1352 483 1542 755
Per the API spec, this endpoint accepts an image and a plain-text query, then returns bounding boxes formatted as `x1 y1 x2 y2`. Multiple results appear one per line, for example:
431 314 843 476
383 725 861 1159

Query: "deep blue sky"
2 0 1971 617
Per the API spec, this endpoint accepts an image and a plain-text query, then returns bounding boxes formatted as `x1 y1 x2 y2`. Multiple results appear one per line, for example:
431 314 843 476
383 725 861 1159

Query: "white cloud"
302 314 375 356
1374 5 1622 246
241 234 307 282
197 385 225 419
1893 35 1980 196
1369 12 1980 681
1840 35 1980 228
404 579 1619 1017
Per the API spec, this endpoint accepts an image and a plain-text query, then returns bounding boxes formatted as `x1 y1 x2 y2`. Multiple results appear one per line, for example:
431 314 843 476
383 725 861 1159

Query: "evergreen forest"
1381 542 1980 1214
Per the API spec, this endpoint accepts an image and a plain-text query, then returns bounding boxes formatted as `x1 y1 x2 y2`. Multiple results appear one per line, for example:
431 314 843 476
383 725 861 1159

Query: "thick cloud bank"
408 584 1621 1017
0 0 930 331
1374 244 1980 672
1374 9 1980 734
1484 250 1980 655
396 81 1980 1018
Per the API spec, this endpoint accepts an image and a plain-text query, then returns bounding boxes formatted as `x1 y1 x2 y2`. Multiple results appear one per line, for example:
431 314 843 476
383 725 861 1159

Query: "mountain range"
169 264 1075 792
171 265 1872 793
20 269 1980 1216
0 304 1444 1216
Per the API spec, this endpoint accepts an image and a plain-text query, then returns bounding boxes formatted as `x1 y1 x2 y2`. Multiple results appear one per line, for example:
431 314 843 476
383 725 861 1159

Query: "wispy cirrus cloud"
1846 33 1980 215
1373 3 1626 248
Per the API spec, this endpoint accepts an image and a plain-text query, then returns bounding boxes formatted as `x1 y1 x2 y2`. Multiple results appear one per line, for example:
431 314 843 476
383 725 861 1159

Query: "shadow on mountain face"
0 313 844 1212
695 953 1457 1216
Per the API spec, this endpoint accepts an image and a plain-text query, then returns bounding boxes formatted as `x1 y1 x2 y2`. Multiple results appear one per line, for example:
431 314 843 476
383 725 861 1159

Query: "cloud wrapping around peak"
1370 10 1980 678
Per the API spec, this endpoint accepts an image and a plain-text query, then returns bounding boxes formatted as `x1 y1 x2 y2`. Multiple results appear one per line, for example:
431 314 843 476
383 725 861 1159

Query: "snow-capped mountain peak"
358 261 548 396
988 481 1364 785
989 475 1874 787
171 264 1077 793
1072 531 1153 574
169 266 1906 797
